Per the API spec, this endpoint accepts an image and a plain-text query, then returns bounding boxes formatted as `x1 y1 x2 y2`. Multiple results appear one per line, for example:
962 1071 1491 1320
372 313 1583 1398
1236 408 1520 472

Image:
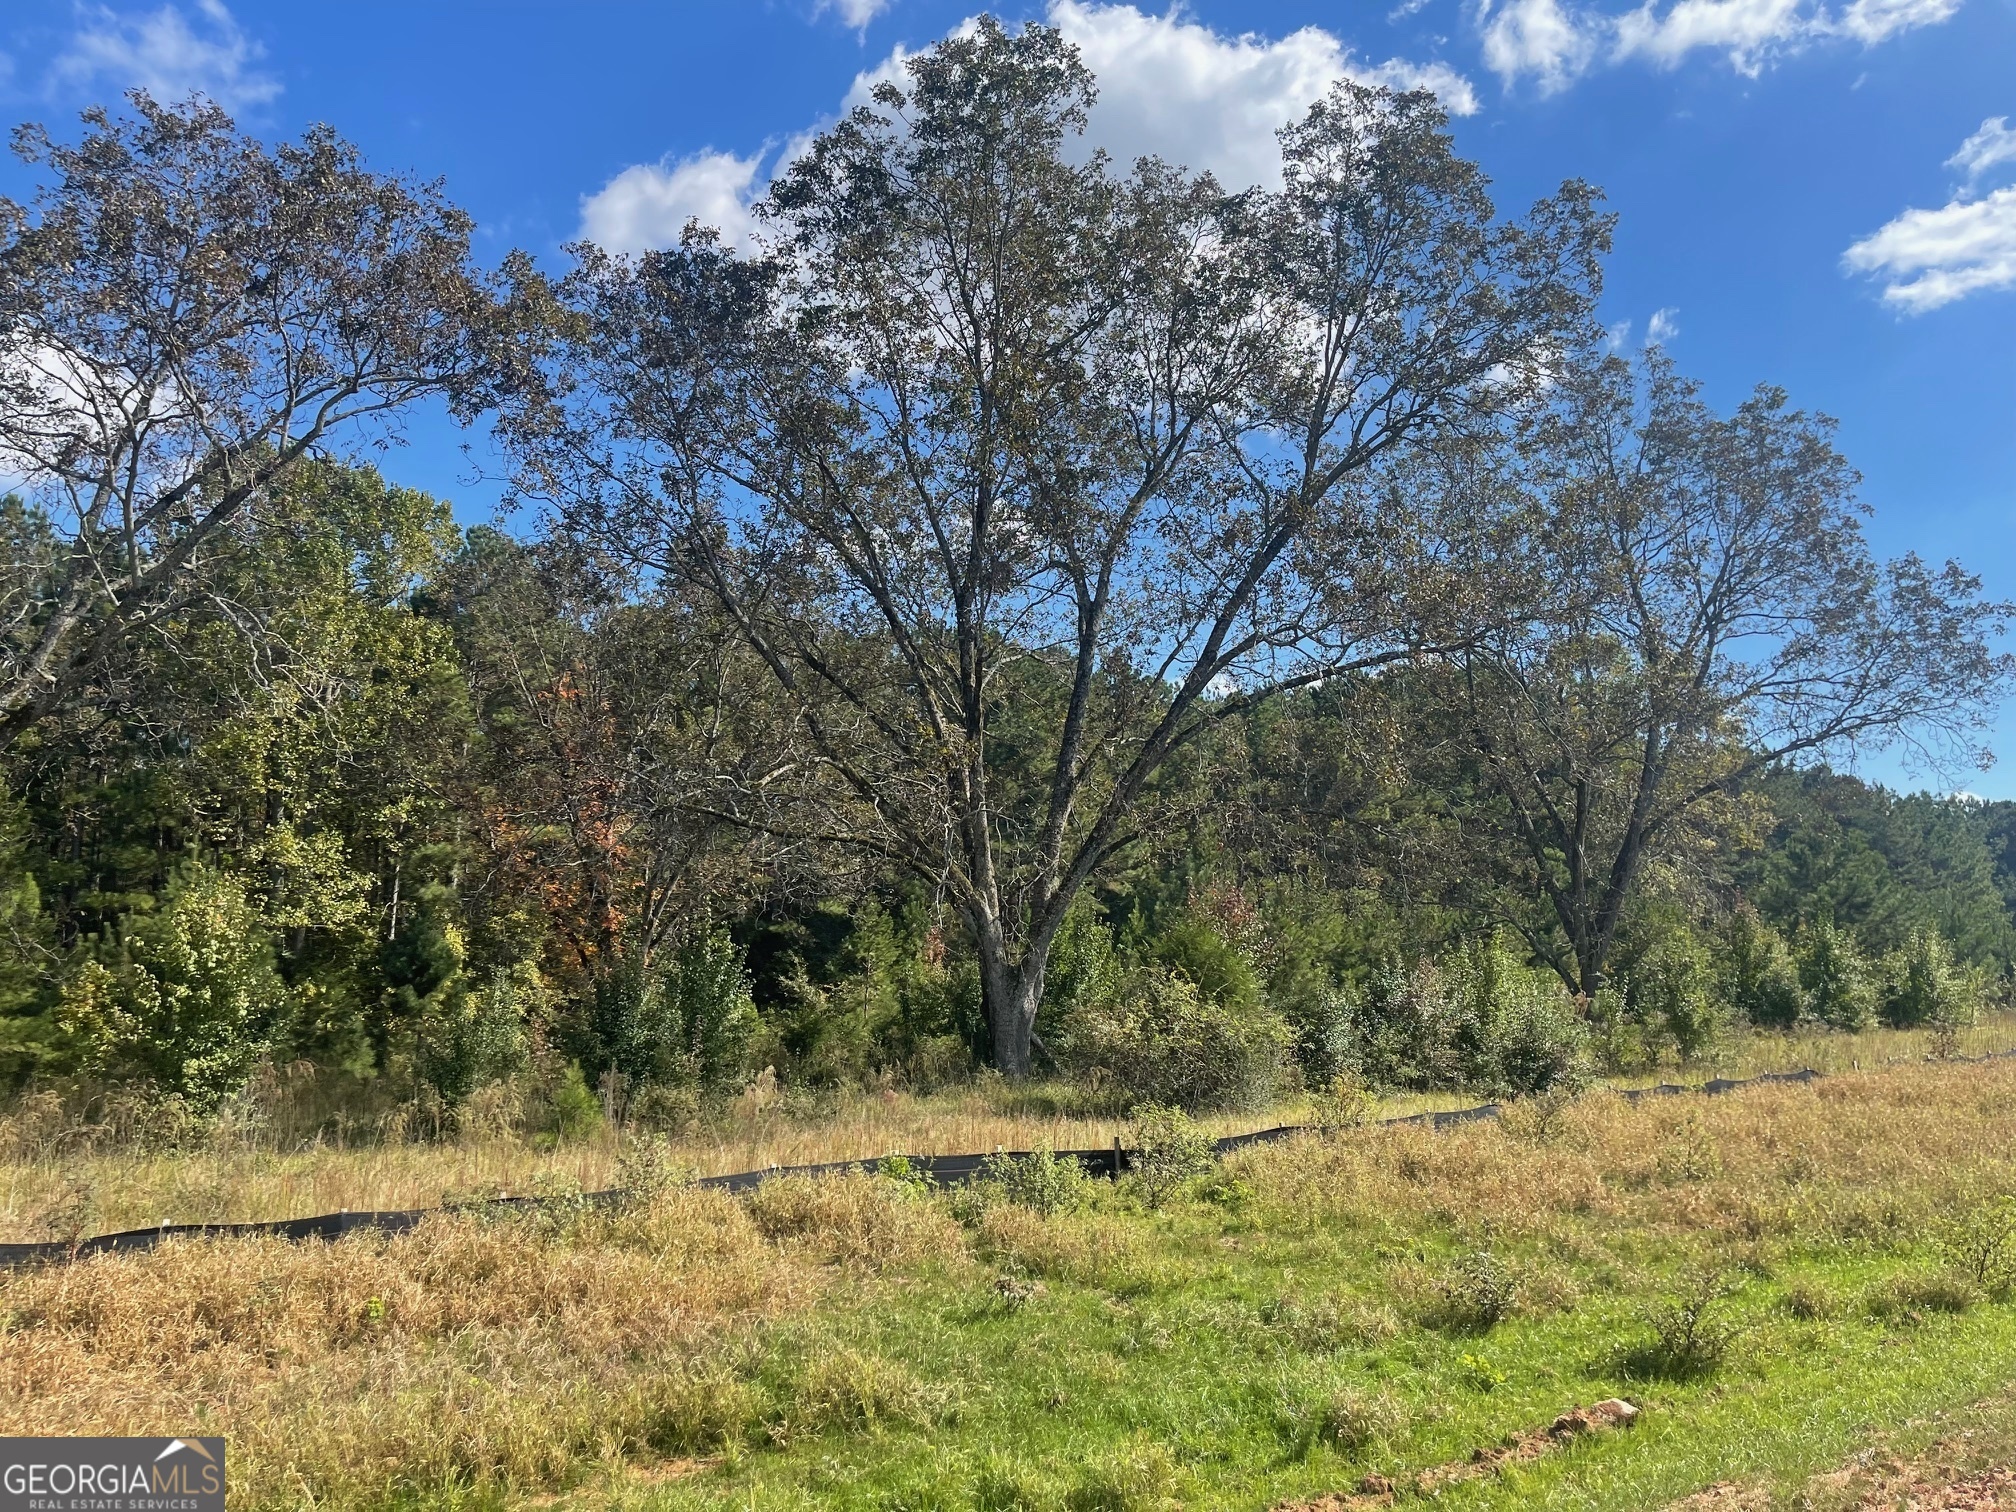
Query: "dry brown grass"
743 1170 969 1267
973 1202 1158 1291
6 1018 2010 1244
0 1082 1179 1241
1238 1056 2016 1252
1615 1017 2016 1082
0 1180 956 1507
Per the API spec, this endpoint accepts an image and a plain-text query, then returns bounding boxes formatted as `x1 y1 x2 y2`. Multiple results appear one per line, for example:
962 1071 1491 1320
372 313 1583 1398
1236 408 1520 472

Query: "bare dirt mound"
1680 1464 2016 1510
1670 1395 2016 1512
1274 1398 1640 1510
1826 1459 2016 1510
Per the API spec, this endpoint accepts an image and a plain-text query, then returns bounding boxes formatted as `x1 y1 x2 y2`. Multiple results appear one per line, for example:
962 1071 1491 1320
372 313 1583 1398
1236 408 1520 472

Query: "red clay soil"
1273 1398 1641 1510
1673 1441 2016 1511
1677 1467 2016 1510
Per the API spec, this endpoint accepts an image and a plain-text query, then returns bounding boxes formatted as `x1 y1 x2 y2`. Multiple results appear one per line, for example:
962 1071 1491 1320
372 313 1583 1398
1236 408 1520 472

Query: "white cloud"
817 0 893 30
1479 0 1600 92
49 0 279 111
1844 184 2016 311
1948 116 2016 193
1833 0 1961 42
1645 305 1680 342
579 3 1479 254
1479 0 1960 89
577 149 765 255
1845 118 2016 312
1046 0 1476 187
834 37 933 115
1612 0 1809 73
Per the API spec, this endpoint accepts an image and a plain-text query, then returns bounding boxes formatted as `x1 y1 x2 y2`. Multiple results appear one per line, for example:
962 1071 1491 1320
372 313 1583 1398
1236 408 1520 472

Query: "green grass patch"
606 1187 2016 1508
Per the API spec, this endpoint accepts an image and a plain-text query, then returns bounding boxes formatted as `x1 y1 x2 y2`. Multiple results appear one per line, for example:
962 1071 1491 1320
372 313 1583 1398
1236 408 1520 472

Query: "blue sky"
3 0 2013 792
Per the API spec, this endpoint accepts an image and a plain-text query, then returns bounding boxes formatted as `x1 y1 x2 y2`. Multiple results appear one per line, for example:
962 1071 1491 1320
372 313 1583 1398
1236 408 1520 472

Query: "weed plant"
1628 1270 1741 1378
1126 1103 1214 1209
975 1144 1093 1217
1435 1249 1520 1332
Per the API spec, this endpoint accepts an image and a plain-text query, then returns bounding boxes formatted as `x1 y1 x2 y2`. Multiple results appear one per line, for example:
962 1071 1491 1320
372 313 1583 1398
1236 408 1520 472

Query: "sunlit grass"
6 1051 2016 1508
6 1018 2010 1241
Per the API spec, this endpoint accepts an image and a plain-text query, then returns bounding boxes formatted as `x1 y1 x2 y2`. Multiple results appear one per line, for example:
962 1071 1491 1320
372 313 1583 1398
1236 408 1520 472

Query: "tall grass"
5 1018 2011 1240
1 1177 968 1507
4 1053 2016 1507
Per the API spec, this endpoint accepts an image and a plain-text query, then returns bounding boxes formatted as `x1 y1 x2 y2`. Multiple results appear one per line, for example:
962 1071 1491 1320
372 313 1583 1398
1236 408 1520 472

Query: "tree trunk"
975 917 1052 1078
1577 951 1606 1000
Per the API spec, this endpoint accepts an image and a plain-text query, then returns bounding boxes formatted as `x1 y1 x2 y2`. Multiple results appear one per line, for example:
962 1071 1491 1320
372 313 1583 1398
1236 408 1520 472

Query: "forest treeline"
3 22 2012 1132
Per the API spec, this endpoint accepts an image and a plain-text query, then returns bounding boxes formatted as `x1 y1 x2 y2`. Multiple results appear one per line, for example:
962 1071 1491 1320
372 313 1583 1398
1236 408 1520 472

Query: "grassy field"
7 1037 2016 1509
4 1018 2011 1241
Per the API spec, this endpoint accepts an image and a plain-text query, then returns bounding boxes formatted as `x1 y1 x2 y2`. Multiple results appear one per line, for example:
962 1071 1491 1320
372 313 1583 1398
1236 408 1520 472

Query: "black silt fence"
0 1060 1923 1270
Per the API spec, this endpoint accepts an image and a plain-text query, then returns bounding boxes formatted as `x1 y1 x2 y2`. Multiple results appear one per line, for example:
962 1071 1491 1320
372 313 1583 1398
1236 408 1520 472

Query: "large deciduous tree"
0 94 528 744
504 20 1608 1074
1443 353 2012 996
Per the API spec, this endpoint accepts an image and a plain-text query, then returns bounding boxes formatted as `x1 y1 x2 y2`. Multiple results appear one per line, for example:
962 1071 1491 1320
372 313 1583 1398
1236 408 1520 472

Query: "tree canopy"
0 24 2010 1119
501 20 1610 1072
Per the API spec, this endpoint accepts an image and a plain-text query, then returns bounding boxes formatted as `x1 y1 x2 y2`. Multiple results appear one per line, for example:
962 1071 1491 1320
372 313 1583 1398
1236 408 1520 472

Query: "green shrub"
1040 903 1123 1032
1880 928 1978 1031
1625 932 1729 1062
978 1144 1093 1217
1457 941 1592 1094
1799 921 1876 1031
663 928 761 1093
0 799 52 1068
1936 1195 2016 1293
1325 939 1588 1097
1435 1249 1519 1331
1781 1279 1840 1320
1062 966 1290 1112
1721 909 1805 1029
575 928 758 1097
1310 1071 1377 1134
1334 958 1456 1089
628 1080 701 1132
416 960 539 1104
531 1061 604 1142
1147 911 1262 1015
56 866 293 1112
1283 982 1361 1089
1865 1271 1979 1320
991 1273 1046 1312
1312 1387 1404 1452
614 1133 693 1201
0 1012 61 1092
1458 1351 1508 1392
1587 986 1657 1075
1127 1103 1215 1209
874 1154 931 1194
1626 1271 1739 1379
